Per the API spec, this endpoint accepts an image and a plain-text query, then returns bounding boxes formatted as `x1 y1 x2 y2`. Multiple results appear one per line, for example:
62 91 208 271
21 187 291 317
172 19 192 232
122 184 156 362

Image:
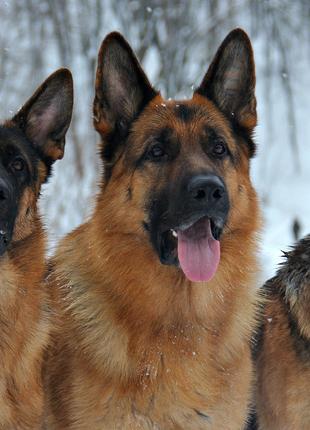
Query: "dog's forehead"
0 126 23 149
131 98 235 152
139 98 231 134
0 125 31 156
152 101 203 120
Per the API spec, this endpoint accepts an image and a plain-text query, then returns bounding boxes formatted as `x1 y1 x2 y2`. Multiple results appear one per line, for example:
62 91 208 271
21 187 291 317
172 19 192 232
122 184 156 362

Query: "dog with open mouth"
45 29 261 429
0 69 73 429
148 172 228 283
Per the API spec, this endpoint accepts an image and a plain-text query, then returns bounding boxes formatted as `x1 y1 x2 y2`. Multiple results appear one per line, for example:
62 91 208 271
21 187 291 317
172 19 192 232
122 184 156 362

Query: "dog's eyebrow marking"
194 409 211 422
174 104 197 122
201 126 236 164
156 126 173 142
136 126 179 168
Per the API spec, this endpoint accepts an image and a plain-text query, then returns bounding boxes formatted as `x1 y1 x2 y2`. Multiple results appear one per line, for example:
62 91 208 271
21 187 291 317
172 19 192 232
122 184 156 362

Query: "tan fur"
0 186 49 429
255 241 310 429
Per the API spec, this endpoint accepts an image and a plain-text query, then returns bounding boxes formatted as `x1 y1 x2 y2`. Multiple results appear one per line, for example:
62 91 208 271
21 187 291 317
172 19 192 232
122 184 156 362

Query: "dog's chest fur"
46 245 256 430
0 235 50 429
49 326 252 430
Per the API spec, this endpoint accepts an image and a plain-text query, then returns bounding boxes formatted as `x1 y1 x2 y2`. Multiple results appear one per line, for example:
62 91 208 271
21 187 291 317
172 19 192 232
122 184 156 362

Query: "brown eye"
146 144 167 161
213 142 227 157
11 158 25 172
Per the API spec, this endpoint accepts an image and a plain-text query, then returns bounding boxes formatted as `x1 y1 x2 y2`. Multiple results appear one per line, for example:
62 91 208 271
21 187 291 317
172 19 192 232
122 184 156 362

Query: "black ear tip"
99 31 132 60
53 68 73 86
225 28 252 48
229 27 250 38
56 67 73 80
44 68 73 94
104 31 128 44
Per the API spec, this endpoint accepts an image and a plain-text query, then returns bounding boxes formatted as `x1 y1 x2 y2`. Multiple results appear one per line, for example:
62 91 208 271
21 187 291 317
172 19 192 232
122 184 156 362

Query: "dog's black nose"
187 174 226 203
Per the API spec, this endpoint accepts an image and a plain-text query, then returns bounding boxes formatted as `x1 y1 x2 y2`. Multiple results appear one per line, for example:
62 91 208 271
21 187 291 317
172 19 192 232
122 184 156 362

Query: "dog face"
0 69 73 255
94 29 258 282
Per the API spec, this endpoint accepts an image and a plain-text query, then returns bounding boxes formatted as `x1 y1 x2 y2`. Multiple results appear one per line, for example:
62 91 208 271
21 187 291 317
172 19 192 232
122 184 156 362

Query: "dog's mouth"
159 215 222 282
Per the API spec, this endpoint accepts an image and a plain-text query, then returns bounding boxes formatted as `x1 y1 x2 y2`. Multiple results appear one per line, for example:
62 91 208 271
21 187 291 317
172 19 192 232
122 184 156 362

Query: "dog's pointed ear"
13 68 73 162
195 29 256 131
93 32 158 137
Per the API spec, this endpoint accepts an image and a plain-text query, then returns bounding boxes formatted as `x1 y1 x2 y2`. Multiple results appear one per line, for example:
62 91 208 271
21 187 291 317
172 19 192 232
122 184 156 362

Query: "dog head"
0 69 73 255
94 29 258 283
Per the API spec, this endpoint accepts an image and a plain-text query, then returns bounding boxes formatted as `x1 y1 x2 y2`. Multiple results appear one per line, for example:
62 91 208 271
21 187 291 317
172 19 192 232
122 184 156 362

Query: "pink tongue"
177 218 220 282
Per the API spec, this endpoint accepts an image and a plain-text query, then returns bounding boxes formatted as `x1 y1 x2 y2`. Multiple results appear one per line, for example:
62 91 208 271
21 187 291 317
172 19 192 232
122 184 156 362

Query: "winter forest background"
0 0 309 278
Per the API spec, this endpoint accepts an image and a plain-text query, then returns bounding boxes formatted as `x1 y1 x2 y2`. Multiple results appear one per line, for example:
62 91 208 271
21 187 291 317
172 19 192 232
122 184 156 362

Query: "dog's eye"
212 141 227 157
11 157 25 172
146 144 167 161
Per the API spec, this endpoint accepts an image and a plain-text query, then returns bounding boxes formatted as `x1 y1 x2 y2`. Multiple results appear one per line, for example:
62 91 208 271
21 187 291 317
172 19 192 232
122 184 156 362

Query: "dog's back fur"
254 236 310 429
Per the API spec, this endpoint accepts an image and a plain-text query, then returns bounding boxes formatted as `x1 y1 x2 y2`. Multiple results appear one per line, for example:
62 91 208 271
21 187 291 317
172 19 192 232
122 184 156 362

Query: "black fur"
194 409 211 422
174 104 197 122
245 411 258 429
0 126 40 254
231 122 256 158
274 236 310 359
277 235 310 293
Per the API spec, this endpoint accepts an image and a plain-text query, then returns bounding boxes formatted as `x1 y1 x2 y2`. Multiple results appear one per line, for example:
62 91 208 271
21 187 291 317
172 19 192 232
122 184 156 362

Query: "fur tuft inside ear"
196 29 256 132
93 32 158 161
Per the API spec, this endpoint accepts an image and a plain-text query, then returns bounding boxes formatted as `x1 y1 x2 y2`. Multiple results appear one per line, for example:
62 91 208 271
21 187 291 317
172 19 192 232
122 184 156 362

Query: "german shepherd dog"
45 29 261 429
254 236 310 429
0 69 73 428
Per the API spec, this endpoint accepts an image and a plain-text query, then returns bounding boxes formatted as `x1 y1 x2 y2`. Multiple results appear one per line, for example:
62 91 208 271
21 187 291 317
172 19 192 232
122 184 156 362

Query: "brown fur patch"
12 187 37 242
0 220 49 429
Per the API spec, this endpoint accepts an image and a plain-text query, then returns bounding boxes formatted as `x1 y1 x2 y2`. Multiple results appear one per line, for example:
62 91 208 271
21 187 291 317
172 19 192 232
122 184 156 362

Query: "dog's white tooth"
172 230 178 238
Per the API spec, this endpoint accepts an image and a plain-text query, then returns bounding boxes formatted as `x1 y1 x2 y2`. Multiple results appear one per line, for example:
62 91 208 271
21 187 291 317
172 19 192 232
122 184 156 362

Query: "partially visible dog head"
0 69 73 255
277 235 310 339
94 29 258 282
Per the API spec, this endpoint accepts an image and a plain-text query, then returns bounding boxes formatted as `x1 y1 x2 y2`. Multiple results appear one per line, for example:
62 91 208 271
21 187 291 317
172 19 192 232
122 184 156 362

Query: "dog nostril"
212 188 223 200
195 189 206 200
